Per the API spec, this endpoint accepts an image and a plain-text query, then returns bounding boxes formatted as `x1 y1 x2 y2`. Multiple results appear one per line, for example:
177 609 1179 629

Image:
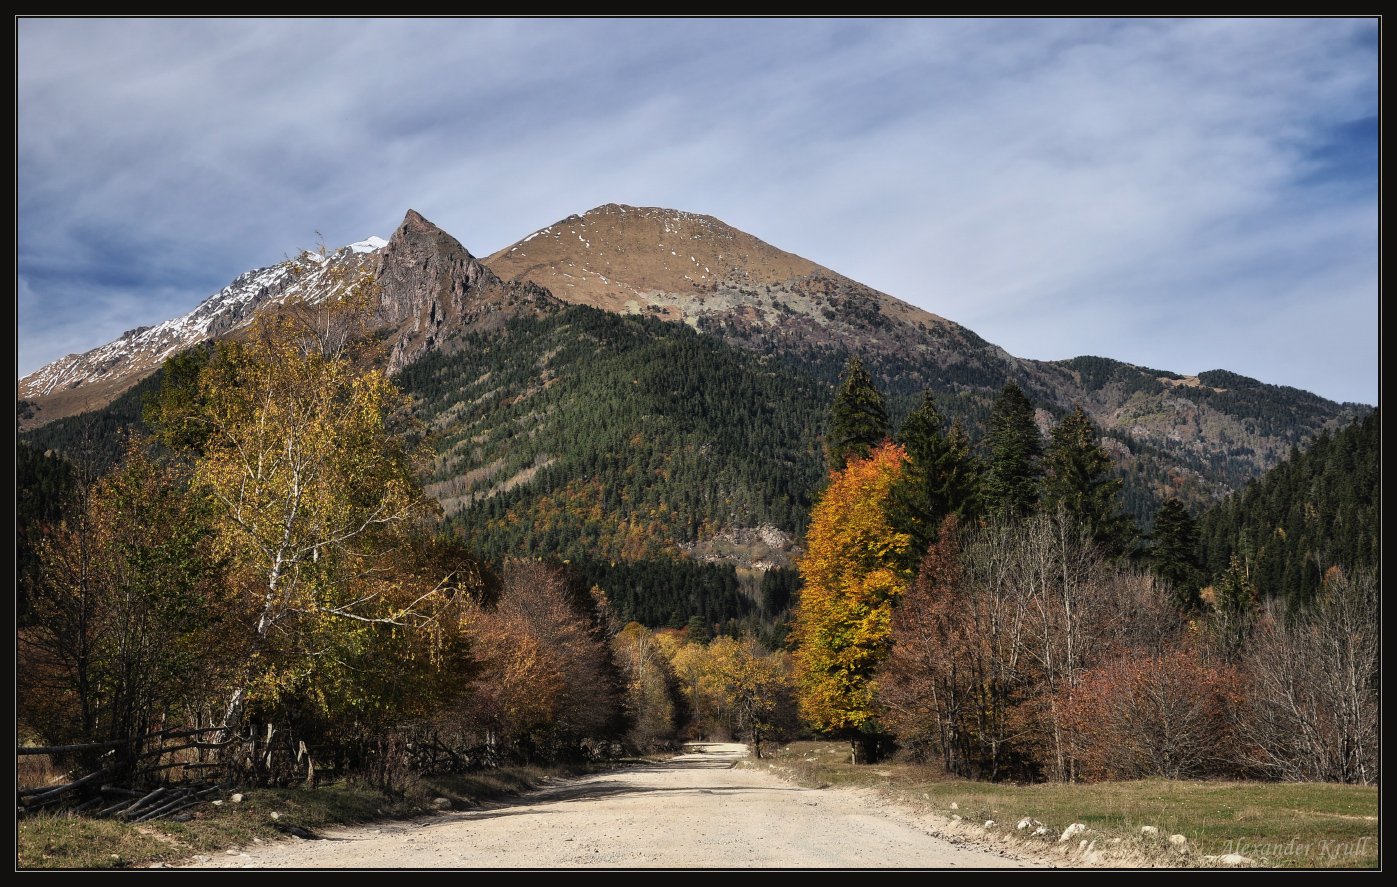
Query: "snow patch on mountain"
349 236 388 254
19 242 376 400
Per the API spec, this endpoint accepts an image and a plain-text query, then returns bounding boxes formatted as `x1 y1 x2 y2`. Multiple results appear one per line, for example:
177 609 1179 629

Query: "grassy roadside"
752 742 1378 869
17 763 610 870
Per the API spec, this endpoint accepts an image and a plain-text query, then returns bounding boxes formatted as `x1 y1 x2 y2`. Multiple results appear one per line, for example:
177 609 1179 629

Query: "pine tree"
1149 498 1204 611
887 392 949 566
942 419 981 520
1041 406 1134 554
685 614 711 643
826 357 889 472
886 392 978 569
980 382 1042 519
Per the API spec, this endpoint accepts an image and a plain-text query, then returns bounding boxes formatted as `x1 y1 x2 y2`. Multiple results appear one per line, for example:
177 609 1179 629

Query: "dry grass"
17 753 64 789
760 742 1378 869
17 762 604 870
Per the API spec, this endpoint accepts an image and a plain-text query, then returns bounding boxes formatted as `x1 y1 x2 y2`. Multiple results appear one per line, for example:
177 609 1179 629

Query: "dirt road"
193 743 1032 869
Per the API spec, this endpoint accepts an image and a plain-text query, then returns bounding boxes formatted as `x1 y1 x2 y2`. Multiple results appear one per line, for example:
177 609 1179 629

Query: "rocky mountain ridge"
19 212 557 428
20 204 1366 515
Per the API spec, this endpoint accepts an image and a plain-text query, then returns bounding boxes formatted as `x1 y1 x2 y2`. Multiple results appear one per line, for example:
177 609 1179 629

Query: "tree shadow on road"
445 748 805 821
453 781 804 821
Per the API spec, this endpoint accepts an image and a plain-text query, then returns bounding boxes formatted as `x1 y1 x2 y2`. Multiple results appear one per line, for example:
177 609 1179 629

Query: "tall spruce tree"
1149 498 1204 612
887 392 977 569
942 419 981 520
981 382 1042 519
826 357 889 472
1041 406 1134 554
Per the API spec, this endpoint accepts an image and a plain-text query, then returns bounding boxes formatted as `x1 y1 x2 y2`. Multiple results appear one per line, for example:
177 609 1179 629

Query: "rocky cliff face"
375 209 558 373
680 524 801 571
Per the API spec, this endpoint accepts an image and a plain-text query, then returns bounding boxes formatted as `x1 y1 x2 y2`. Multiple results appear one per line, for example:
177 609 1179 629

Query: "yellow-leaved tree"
611 622 680 750
791 441 911 761
704 635 792 759
655 632 793 753
149 282 469 747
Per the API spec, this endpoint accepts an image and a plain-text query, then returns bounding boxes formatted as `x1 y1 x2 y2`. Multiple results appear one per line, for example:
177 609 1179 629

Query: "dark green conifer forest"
1198 410 1379 607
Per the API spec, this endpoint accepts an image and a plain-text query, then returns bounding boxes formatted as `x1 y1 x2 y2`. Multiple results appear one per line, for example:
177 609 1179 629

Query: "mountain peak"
19 210 555 427
389 208 463 250
374 209 560 372
484 203 952 346
580 203 718 223
485 203 829 316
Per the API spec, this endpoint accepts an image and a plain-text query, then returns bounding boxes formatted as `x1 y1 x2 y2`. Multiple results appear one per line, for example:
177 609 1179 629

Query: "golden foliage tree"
704 635 792 758
663 634 727 737
656 633 794 751
148 284 462 738
791 441 911 752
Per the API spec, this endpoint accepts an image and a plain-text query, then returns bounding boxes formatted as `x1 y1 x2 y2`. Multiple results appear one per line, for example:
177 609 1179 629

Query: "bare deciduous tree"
1233 568 1379 784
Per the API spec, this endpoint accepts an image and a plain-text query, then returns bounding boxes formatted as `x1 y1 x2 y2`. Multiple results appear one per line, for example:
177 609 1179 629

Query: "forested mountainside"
397 305 829 558
485 205 1368 521
1198 409 1379 607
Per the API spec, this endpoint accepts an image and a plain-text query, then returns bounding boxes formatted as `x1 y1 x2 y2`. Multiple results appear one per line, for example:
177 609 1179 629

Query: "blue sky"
17 18 1378 404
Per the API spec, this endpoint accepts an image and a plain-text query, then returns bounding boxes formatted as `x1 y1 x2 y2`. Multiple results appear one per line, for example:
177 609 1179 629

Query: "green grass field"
760 742 1378 869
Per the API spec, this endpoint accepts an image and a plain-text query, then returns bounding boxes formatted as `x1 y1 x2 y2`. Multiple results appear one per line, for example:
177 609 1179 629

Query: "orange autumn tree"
792 441 911 759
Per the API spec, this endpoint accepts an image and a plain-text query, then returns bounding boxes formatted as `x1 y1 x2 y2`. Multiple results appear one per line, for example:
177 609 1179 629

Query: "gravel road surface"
193 743 1032 869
